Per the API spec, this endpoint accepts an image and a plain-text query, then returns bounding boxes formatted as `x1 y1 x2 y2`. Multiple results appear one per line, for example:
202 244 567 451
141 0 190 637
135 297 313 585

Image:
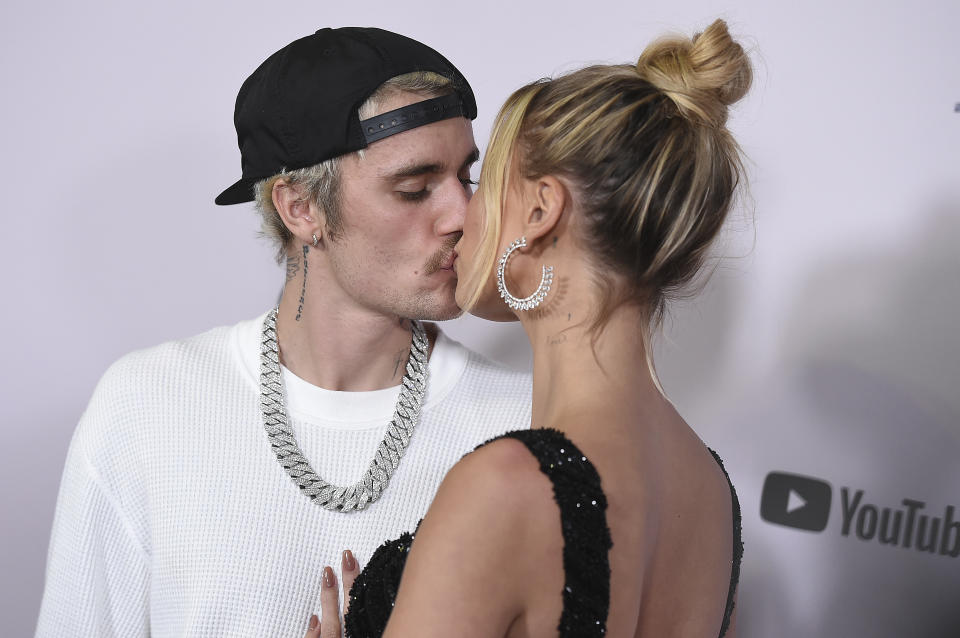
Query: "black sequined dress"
343 428 742 638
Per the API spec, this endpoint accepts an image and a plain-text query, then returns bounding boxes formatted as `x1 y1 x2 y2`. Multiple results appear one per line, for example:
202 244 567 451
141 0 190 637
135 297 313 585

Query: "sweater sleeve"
36 426 150 638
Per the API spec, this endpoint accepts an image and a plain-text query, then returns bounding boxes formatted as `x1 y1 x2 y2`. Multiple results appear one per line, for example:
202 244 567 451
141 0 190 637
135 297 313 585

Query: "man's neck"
274 276 425 393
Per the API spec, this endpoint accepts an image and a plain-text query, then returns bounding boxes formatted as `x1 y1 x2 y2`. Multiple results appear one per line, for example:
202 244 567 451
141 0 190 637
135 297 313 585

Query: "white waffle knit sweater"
36 313 532 637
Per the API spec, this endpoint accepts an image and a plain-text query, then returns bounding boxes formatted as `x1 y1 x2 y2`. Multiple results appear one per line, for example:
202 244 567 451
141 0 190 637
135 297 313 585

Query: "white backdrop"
2 1 958 636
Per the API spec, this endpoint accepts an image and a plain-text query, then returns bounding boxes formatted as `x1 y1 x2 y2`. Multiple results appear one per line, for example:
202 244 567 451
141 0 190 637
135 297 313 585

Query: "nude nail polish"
323 566 335 588
343 549 356 571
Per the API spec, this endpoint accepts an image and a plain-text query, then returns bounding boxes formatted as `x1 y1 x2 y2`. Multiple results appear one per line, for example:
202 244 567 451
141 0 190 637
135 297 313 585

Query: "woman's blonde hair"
254 71 456 263
459 19 752 382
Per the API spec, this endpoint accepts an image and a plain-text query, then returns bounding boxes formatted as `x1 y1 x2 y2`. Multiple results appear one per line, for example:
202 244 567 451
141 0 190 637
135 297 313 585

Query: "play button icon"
786 490 807 514
761 472 832 532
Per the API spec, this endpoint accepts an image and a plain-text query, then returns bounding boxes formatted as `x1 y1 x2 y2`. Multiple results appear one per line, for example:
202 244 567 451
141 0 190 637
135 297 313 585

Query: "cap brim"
215 177 259 205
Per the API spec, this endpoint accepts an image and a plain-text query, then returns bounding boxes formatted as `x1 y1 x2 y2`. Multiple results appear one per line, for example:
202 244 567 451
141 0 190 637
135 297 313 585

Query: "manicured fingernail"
343 549 356 571
323 566 335 588
309 614 319 630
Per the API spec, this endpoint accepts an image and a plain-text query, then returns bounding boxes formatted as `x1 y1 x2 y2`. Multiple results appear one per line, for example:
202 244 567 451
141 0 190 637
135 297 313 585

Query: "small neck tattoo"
296 245 309 321
285 253 301 283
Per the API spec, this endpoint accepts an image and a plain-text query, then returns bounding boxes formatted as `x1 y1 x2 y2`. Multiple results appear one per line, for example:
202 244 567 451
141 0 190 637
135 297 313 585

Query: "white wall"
2 1 958 635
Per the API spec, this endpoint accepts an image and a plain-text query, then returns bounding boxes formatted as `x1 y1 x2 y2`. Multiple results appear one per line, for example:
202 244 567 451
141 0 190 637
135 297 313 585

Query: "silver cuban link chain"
259 308 428 512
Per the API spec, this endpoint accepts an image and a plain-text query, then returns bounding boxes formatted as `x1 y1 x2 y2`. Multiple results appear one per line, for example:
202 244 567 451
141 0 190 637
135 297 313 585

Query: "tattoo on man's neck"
295 245 309 321
553 236 558 247
285 253 301 283
392 349 409 379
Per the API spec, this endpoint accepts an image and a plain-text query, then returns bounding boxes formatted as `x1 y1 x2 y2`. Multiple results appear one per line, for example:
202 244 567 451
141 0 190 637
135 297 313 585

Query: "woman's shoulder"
445 431 555 510
472 427 587 463
471 428 608 493
425 426 612 555
423 430 571 556
453 427 611 551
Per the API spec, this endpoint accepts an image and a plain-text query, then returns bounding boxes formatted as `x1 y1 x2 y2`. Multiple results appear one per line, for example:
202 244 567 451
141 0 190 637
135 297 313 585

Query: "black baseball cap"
215 27 478 206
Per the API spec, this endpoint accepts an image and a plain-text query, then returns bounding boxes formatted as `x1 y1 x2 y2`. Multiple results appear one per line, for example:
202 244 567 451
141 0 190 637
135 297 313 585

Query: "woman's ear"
521 175 566 248
272 178 322 245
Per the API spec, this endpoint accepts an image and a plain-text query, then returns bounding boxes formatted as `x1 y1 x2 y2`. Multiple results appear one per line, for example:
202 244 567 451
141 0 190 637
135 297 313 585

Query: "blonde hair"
460 19 752 383
254 71 456 263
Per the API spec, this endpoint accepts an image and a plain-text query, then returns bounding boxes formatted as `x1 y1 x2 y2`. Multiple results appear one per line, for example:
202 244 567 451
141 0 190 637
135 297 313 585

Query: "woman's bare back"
511 404 739 638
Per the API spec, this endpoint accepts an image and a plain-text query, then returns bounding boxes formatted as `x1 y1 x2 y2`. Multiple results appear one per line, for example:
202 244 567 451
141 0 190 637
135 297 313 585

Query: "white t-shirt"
36 313 532 637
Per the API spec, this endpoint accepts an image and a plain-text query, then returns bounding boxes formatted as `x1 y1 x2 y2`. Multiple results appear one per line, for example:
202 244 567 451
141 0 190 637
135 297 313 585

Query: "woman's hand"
304 549 360 638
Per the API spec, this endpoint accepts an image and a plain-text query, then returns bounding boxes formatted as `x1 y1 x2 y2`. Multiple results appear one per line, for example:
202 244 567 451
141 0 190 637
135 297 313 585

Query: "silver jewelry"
497 236 554 311
311 234 319 247
259 308 428 512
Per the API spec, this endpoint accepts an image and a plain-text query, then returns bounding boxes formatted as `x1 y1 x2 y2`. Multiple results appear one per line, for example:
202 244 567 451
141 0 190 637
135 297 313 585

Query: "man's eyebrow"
461 148 480 171
383 162 445 180
381 148 480 181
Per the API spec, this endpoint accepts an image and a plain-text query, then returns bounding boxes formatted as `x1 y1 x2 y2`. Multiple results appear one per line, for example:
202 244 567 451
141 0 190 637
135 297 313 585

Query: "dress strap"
477 428 612 637
707 448 743 638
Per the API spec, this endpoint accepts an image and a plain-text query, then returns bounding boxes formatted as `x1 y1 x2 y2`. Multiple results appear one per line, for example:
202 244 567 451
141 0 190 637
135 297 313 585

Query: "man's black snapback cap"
215 27 477 206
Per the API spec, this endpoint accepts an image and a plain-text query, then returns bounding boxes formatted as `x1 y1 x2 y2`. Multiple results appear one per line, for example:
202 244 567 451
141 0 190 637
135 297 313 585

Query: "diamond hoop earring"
497 236 554 311
311 234 319 247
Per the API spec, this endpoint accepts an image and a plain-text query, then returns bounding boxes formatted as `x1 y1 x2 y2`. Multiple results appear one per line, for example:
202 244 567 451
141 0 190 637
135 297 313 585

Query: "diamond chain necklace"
259 308 429 512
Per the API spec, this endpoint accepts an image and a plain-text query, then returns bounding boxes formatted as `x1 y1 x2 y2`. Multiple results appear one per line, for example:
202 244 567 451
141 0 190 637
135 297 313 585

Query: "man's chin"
418 303 464 322
399 291 462 322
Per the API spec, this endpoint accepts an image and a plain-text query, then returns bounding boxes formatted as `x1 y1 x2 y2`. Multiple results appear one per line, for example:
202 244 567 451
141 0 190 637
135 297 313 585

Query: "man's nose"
433 178 470 236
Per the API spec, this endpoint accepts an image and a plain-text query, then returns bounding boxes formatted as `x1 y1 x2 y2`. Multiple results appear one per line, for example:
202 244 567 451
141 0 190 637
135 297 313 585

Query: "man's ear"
521 175 567 249
272 178 322 245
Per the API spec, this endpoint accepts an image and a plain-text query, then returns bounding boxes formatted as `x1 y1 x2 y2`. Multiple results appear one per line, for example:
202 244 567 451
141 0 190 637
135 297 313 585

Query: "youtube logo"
761 472 832 532
760 471 958 557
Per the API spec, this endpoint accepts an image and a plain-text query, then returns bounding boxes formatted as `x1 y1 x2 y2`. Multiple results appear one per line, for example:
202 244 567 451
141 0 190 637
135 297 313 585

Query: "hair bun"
635 19 752 127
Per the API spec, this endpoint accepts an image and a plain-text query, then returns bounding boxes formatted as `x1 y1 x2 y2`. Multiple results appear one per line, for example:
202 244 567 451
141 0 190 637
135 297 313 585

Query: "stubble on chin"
405 286 462 322
402 274 463 321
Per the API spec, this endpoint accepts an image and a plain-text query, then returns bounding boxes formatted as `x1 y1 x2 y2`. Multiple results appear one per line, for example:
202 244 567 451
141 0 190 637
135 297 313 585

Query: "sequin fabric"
342 529 416 638
344 429 742 638
344 428 611 637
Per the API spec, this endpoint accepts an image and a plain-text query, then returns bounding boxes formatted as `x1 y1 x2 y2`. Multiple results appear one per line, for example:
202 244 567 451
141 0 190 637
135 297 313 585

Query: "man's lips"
440 251 457 271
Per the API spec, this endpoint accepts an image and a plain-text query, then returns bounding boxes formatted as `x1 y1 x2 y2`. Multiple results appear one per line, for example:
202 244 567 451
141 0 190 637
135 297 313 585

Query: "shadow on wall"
741 198 960 637
785 199 960 433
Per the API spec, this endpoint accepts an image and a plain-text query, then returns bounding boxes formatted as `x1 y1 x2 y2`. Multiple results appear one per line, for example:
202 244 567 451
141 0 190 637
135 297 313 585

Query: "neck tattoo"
296 245 309 321
285 253 301 283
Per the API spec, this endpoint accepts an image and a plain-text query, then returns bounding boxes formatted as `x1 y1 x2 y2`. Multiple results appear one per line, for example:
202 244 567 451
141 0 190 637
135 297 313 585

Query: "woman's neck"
521 294 664 434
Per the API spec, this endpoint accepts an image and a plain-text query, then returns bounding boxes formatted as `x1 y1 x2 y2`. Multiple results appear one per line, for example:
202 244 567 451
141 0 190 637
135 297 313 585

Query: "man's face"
323 91 479 321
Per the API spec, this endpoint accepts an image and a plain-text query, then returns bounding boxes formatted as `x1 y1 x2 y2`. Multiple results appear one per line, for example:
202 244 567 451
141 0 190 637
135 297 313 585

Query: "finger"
319 565 342 638
341 549 360 614
303 614 320 638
